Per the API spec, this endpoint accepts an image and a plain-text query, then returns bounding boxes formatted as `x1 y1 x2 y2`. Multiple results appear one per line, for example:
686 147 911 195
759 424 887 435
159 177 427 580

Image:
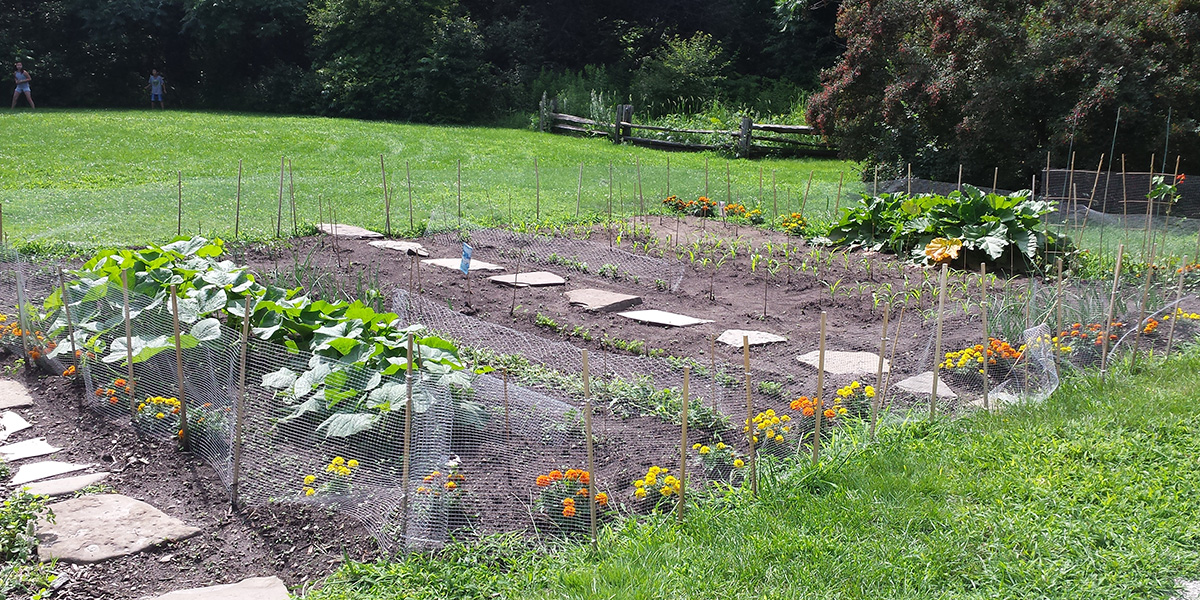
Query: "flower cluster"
745 408 795 448
834 380 874 413
302 456 360 496
1143 318 1160 335
1057 322 1124 347
661 195 718 217
416 469 466 496
632 465 680 503
724 203 765 223
94 377 135 407
941 338 1024 374
779 212 807 236
535 468 606 528
692 441 746 478
924 237 962 264
1163 307 1200 321
62 365 76 377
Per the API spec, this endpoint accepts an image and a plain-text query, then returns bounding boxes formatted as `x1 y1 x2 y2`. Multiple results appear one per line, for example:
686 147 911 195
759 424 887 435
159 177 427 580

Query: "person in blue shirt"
145 69 165 109
11 62 33 109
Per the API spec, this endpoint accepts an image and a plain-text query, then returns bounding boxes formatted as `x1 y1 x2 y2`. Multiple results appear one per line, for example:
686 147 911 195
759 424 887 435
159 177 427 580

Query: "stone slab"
487 271 566 288
617 309 713 328
20 472 109 497
893 371 957 399
422 257 505 272
10 461 92 486
0 379 34 409
797 350 889 375
38 494 201 563
0 411 31 441
0 437 61 462
367 240 429 256
151 576 290 600
316 223 384 239
565 289 643 312
1175 579 1200 600
717 329 787 348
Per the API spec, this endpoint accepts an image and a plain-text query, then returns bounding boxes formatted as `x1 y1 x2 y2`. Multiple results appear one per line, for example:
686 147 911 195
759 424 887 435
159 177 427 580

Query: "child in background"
146 69 165 109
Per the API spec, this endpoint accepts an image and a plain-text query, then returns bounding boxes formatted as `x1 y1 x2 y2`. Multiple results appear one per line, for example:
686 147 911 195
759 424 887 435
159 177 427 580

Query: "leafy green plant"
1 491 53 565
600 374 728 431
828 185 1069 272
757 380 784 398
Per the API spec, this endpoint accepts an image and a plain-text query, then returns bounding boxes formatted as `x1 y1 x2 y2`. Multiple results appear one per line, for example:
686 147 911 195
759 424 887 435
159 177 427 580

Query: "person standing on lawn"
146 69 165 109
11 62 33 109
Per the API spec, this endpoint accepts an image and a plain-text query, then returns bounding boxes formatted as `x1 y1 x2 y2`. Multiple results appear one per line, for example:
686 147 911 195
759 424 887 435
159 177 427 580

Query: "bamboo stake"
906 163 912 195
814 312 826 465
277 156 285 238
1164 255 1188 357
871 303 889 440
231 295 251 508
535 158 541 222
743 336 756 494
1100 244 1126 380
288 160 297 237
14 267 30 371
401 334 415 542
883 303 907 396
930 263 948 418
608 162 614 247
1144 154 1156 258
709 334 718 411
801 170 814 216
235 160 242 239
1054 258 1064 340
406 161 414 233
576 163 584 219
678 367 689 523
772 170 778 222
380 154 391 236
176 170 183 236
120 271 137 420
457 159 463 228
992 167 998 194
1130 243 1157 369
980 265 990 411
1160 155 1181 251
957 165 963 191
833 171 844 217
169 285 190 451
1080 155 1105 231
57 269 78 377
510 249 522 315
582 349 597 551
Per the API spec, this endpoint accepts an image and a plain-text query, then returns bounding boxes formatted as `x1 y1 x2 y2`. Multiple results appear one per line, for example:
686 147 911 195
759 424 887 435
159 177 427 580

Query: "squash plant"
38 236 471 441
827 185 1069 272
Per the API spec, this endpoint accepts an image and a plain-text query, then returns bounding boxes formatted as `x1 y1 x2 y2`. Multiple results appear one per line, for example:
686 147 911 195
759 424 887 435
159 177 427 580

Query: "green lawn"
304 350 1200 600
0 109 857 247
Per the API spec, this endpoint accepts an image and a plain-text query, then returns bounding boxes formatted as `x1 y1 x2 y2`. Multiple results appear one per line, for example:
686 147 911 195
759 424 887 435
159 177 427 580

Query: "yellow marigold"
734 459 745 468
660 486 673 497
155 412 165 419
692 443 701 450
699 445 710 455
304 475 316 485
331 456 345 466
865 386 876 398
715 442 726 450
304 487 315 496
634 487 647 499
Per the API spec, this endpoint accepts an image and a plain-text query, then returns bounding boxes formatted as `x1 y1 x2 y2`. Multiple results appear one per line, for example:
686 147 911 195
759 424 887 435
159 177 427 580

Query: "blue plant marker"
460 243 473 275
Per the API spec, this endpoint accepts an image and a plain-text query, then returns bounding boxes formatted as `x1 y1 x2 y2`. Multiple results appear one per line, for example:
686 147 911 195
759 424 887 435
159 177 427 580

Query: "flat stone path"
617 309 712 328
317 223 384 239
565 288 642 312
20 472 109 497
150 576 290 600
10 460 92 486
37 494 201 563
797 351 888 375
0 379 34 409
717 329 787 348
0 437 60 461
1175 579 1200 600
487 271 566 287
893 371 957 398
0 410 31 441
422 257 505 272
368 239 429 256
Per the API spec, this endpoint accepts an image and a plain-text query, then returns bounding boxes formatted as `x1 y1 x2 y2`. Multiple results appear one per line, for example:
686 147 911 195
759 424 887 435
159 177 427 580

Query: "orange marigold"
578 471 590 484
549 470 563 481
595 492 609 506
562 506 576 518
536 475 552 487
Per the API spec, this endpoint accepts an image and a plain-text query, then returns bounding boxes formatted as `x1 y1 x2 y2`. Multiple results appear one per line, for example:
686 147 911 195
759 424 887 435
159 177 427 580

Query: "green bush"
827 184 1069 272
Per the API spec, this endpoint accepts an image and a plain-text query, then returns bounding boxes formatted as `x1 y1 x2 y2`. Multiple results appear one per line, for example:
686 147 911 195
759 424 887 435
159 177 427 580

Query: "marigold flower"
734 459 745 468
347 459 359 468
595 492 608 506
155 412 165 419
577 487 588 496
699 445 710 455
823 409 836 419
304 475 316 485
692 443 701 450
536 475 552 487
634 487 647 499
715 442 726 449
332 456 345 466
445 481 457 490
549 470 563 481
562 506 576 517
578 471 590 484
562 497 575 505
305 487 315 496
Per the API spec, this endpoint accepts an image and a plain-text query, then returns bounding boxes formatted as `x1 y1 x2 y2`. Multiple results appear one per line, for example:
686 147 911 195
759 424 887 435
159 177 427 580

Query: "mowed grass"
303 350 1200 600
0 109 857 247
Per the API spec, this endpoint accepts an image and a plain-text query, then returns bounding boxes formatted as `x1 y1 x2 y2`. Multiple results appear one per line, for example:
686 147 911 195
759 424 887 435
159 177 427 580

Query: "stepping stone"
10 461 92 486
0 379 33 409
317 223 384 239
421 258 505 272
617 309 712 328
717 329 787 348
893 371 957 399
368 240 429 256
0 411 31 441
38 494 200 563
565 289 643 312
20 472 109 497
0 437 60 462
487 271 566 288
1174 579 1200 600
797 351 889 375
151 576 290 600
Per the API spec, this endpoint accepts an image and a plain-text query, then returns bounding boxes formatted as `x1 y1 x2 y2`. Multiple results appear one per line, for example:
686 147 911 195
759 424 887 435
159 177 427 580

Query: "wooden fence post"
582 349 598 551
401 333 415 543
169 285 190 451
930 263 948 418
814 312 826 465
743 336 756 494
120 270 137 420
739 117 753 157
678 367 689 523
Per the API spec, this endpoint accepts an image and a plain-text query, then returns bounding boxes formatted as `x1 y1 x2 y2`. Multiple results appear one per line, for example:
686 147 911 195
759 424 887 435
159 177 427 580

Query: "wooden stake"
743 336 756 494
582 349 597 551
772 170 778 222
288 160 298 237
957 165 963 191
169 285 190 451
277 156 285 238
380 154 391 236
801 171 814 216
576 163 584 219
992 167 999 194
1165 255 1188 357
930 263 948 418
231 295 251 508
980 265 990 410
814 312 826 465
833 171 844 217
235 160 242 239
1100 244 1126 380
1054 258 1064 339
906 163 912 195
883 303 907 397
871 303 889 439
678 367 689 523
456 159 463 228
1080 155 1105 231
406 161 414 233
534 158 541 221
1130 243 1157 368
709 334 718 411
608 162 614 247
120 270 137 420
1144 154 1156 258
401 334 415 542
176 170 183 236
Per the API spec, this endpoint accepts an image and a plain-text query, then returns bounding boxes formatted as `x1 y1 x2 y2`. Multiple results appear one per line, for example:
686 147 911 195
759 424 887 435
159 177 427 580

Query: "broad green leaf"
189 318 222 342
262 366 299 390
315 413 378 438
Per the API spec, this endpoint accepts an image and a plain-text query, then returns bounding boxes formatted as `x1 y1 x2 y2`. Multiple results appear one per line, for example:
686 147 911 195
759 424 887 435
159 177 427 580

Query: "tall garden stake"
120 270 137 420
1100 244 1126 381
743 336 756 494
406 161 414 233
401 334 415 543
981 265 990 410
231 295 251 509
576 163 584 219
277 156 285 238
58 268 79 411
679 367 689 523
534 158 541 222
380 154 391 236
581 349 598 551
814 312 827 465
930 263 948 418
871 302 889 440
177 170 183 235
456 159 463 228
1130 243 1157 368
833 171 844 217
169 285 190 451
772 170 778 222
1165 255 1188 357
288 160 298 237
801 171 814 216
234 160 242 239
